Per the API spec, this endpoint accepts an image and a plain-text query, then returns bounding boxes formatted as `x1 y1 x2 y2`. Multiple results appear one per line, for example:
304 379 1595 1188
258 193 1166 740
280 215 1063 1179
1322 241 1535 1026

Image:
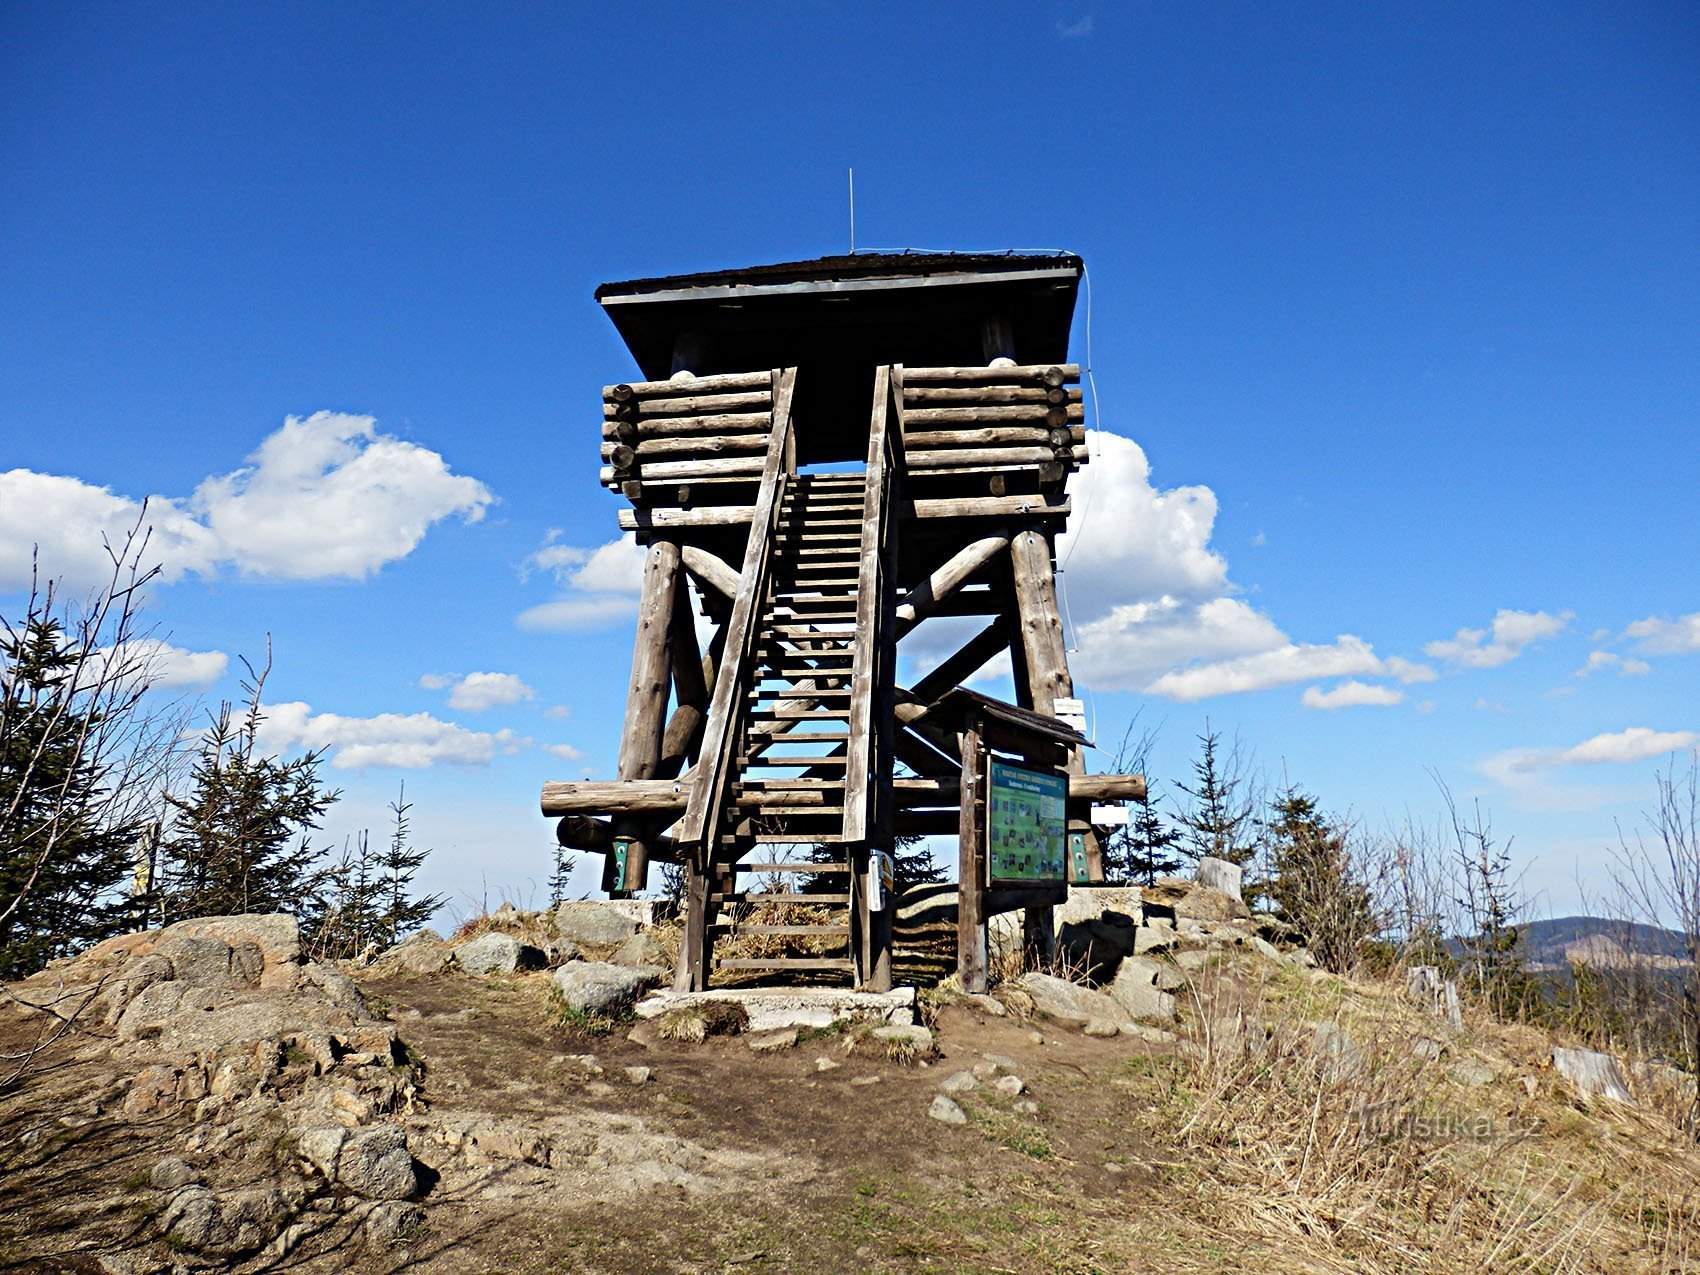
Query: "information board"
986 759 1067 882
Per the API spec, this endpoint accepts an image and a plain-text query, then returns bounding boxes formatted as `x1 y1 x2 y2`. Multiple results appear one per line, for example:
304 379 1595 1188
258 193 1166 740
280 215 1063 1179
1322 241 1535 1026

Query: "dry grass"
654 999 749 1044
1149 958 1700 1274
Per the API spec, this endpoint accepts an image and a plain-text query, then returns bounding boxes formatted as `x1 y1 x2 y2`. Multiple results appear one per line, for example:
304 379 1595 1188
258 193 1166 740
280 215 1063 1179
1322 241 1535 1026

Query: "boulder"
149 1156 197 1191
1132 923 1177 956
1057 917 1136 981
337 1126 419 1200
373 930 454 976
154 935 235 986
1144 876 1250 923
453 931 546 976
1054 884 1145 928
552 961 659 1015
1017 973 1133 1031
364 1200 426 1246
553 902 641 947
302 960 367 1015
157 915 303 989
159 1185 288 1257
928 1095 968 1125
940 1070 979 1093
611 930 670 970
1106 959 1179 1022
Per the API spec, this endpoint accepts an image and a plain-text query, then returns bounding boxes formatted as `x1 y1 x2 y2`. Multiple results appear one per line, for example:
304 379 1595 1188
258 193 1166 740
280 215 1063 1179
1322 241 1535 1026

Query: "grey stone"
302 960 367 1014
365 1199 426 1246
927 1095 968 1125
380 931 454 975
994 1074 1025 1096
1174 949 1215 972
296 1127 347 1180
154 935 233 986
1250 935 1284 962
611 930 670 969
1013 1099 1039 1116
1106 959 1178 1022
160 1185 287 1256
815 1056 841 1072
633 985 916 1033
1451 1059 1496 1087
1143 876 1250 923
453 931 545 976
149 1156 197 1190
624 1065 652 1084
337 1126 418 1200
552 961 659 1015
553 902 641 947
940 1070 979 1093
1082 1019 1121 1038
745 1027 799 1053
871 1023 933 1051
1054 884 1144 928
1132 924 1177 955
960 992 1007 1016
1018 973 1134 1031
156 914 302 987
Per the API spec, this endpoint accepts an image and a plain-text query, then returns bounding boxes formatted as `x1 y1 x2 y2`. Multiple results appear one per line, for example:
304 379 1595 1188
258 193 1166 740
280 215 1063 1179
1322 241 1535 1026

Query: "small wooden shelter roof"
922 687 1092 750
595 252 1083 383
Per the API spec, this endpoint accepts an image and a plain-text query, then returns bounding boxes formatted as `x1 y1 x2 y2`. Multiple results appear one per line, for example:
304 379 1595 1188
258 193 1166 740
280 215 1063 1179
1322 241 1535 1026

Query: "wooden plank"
628 433 771 459
957 727 988 994
840 365 893 845
606 370 772 399
714 892 850 905
623 501 1083 531
714 958 854 971
715 925 852 937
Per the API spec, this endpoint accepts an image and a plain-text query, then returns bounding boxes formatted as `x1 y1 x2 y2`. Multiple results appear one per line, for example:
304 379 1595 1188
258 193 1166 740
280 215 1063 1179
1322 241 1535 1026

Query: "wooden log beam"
906 445 1088 470
903 386 1079 406
903 364 1078 387
603 390 771 418
539 772 1137 817
901 403 1084 427
628 433 770 458
958 726 988 994
617 493 1070 532
606 371 772 399
894 534 1010 635
904 620 1012 707
609 538 682 891
657 581 710 778
903 425 1085 448
630 454 766 482
555 815 681 863
679 545 740 602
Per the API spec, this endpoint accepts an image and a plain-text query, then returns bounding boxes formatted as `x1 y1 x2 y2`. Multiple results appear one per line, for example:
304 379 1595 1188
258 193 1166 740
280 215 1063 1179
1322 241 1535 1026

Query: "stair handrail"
842 365 903 843
677 367 798 858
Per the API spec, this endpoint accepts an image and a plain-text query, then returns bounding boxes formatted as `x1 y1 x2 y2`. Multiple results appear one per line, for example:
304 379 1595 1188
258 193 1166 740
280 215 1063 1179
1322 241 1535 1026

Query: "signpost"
986 759 1067 883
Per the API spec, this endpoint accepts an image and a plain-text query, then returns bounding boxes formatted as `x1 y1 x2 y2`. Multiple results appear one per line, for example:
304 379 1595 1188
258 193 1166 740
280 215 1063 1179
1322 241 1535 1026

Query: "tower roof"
596 252 1082 381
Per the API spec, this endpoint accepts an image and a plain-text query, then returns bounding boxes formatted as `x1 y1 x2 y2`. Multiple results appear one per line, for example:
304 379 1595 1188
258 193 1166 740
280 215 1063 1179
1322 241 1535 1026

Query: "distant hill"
1521 915 1689 967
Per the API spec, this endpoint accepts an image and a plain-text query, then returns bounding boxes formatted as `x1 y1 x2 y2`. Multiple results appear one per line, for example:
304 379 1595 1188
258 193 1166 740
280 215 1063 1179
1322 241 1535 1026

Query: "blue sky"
3 2 1696 920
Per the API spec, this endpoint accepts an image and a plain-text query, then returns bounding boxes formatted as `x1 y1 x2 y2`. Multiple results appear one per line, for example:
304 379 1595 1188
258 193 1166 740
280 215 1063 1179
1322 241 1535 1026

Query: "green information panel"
986 759 1067 882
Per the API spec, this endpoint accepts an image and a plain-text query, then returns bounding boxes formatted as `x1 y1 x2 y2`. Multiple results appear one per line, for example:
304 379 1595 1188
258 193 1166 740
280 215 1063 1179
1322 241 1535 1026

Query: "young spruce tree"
159 655 339 921
1174 726 1256 869
0 616 141 976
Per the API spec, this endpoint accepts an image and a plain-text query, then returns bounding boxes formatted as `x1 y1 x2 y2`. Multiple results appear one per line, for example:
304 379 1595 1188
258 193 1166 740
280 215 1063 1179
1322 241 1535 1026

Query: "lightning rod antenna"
848 168 856 255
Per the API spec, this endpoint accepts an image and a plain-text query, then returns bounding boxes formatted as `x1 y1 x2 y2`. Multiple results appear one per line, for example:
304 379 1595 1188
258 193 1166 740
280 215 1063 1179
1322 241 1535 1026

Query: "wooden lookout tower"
540 253 1145 994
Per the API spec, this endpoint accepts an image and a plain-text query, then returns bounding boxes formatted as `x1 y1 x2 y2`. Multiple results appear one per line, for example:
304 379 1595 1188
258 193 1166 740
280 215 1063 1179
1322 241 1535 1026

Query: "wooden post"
957 725 988 993
609 538 681 893
675 865 711 992
656 582 709 779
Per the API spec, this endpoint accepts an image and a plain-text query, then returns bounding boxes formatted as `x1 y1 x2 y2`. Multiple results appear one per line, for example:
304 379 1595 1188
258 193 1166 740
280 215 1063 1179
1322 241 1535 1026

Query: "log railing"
674 368 797 858
899 363 1086 491
599 370 776 501
841 366 904 844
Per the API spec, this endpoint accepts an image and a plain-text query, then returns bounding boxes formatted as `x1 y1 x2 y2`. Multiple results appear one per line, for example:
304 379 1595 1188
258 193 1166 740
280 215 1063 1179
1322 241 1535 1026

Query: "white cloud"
1572 651 1651 679
257 701 528 770
543 704 571 720
445 671 535 712
1384 656 1438 684
1056 14 1094 38
1302 680 1404 710
1146 634 1383 702
0 413 491 590
1071 596 1286 692
1555 727 1698 767
1481 727 1699 800
1624 612 1700 655
418 673 452 690
1424 609 1571 669
96 639 228 688
518 531 646 632
544 742 587 761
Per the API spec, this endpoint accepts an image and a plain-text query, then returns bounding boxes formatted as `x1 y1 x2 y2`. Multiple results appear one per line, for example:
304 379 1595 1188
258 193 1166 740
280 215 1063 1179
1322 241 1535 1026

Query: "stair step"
747 708 849 720
713 958 855 972
721 832 850 845
742 756 848 769
712 892 850 905
737 776 843 788
713 923 852 938
747 686 852 699
745 730 850 742
733 862 850 873
751 804 844 816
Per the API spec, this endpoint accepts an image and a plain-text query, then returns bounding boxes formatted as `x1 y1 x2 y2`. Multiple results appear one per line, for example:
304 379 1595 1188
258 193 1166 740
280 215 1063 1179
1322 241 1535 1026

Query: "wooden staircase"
709 472 869 978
